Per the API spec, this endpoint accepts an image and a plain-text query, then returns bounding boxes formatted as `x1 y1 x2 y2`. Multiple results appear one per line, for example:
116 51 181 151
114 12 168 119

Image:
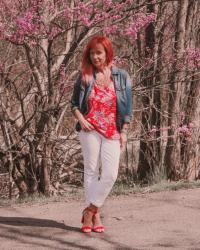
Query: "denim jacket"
71 65 133 132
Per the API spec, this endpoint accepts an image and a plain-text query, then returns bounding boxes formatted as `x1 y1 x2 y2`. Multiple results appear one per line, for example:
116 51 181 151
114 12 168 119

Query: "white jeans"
79 130 121 207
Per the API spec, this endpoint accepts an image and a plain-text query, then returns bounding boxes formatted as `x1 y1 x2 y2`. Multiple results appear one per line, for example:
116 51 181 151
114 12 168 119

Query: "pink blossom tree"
0 0 156 197
0 0 199 198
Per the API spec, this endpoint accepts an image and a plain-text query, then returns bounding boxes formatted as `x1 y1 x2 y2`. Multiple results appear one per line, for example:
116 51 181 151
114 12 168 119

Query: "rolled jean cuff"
87 199 102 208
71 106 79 113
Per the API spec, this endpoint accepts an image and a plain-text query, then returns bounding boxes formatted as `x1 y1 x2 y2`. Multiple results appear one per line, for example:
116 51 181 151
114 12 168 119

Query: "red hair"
81 36 113 84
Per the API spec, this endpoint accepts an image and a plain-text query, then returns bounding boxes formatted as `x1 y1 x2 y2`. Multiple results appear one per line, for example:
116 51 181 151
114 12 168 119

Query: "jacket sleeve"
124 72 133 123
70 73 82 114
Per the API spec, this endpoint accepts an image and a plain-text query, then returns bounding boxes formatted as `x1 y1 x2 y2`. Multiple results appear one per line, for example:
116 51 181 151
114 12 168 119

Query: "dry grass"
1 180 200 207
111 179 200 196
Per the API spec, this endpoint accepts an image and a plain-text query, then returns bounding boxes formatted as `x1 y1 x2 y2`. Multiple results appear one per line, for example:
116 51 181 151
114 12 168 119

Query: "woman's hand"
79 116 94 132
120 132 127 149
73 109 94 132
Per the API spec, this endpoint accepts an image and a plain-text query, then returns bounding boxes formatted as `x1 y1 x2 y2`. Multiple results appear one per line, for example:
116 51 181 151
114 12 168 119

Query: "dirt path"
0 188 200 250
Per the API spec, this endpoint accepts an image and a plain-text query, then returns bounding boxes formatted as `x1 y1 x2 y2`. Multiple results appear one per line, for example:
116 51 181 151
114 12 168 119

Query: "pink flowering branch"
148 122 194 141
125 13 156 40
0 0 157 47
185 48 200 69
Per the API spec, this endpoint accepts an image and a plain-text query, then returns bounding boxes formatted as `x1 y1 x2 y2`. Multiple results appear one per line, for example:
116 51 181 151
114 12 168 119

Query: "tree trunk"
39 142 51 196
137 1 156 181
180 1 200 179
164 0 189 180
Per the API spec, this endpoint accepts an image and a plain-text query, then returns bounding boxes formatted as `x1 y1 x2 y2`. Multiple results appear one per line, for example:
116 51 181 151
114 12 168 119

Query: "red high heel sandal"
81 207 97 233
92 212 105 233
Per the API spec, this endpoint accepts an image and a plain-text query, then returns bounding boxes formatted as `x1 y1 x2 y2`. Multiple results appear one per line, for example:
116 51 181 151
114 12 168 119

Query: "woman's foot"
92 212 105 233
81 207 97 233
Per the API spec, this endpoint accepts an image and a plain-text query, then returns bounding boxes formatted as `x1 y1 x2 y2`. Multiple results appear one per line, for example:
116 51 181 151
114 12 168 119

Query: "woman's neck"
95 66 107 73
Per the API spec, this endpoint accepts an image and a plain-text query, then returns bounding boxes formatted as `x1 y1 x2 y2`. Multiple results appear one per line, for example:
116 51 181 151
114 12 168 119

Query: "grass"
111 179 200 196
0 186 84 207
1 180 200 207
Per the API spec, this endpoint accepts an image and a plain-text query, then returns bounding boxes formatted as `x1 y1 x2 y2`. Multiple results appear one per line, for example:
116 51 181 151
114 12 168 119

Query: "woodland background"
0 0 199 199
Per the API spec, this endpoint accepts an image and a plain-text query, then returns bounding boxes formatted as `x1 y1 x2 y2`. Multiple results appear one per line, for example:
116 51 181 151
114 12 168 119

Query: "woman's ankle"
88 204 99 213
93 212 103 226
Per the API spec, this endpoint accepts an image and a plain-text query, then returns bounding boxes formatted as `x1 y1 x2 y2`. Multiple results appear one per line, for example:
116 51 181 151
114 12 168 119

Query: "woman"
71 36 132 233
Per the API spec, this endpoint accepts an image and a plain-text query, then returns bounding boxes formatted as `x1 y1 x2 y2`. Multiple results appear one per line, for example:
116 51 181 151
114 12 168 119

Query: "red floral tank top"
85 82 120 139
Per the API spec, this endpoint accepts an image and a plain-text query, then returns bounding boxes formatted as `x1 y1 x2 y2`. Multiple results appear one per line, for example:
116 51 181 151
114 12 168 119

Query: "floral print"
85 83 120 139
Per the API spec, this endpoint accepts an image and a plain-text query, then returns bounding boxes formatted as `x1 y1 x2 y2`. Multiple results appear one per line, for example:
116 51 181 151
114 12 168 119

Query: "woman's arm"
124 72 133 124
120 123 129 149
71 74 82 114
120 71 132 148
71 74 94 131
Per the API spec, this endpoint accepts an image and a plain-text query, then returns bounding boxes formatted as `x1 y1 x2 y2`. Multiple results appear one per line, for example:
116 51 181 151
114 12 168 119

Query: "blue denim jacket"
71 65 133 132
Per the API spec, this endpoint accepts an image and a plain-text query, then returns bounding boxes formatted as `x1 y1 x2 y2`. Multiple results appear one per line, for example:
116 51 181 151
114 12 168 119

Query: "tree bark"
137 1 156 181
164 0 189 180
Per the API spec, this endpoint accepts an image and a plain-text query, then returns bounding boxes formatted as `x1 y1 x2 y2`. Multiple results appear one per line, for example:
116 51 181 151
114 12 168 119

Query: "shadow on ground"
0 216 136 250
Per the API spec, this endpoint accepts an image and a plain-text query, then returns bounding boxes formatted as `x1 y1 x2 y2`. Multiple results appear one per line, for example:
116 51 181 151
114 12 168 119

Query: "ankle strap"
85 207 98 214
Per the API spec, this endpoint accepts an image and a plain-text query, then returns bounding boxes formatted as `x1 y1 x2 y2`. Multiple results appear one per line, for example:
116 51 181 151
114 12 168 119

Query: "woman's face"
90 43 107 70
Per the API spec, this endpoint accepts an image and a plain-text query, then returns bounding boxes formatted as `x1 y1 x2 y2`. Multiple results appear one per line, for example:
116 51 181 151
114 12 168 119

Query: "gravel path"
0 188 200 250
